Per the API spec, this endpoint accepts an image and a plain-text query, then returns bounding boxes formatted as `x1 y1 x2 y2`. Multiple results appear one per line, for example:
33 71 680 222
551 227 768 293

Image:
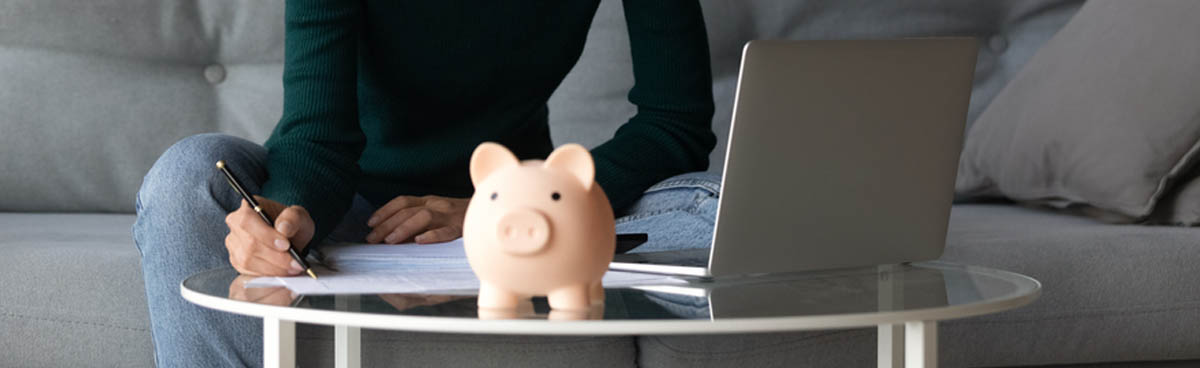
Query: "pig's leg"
589 280 604 306
477 281 521 310
547 284 590 311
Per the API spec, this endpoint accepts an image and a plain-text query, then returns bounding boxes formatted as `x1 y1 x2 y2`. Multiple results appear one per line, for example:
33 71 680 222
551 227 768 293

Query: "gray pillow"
956 0 1200 222
1147 167 1200 225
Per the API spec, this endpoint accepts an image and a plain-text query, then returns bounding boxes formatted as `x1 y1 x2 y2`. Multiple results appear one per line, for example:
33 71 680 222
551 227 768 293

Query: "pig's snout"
496 208 551 255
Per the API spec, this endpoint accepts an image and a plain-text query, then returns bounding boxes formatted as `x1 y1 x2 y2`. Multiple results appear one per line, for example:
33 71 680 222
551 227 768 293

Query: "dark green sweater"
262 0 716 245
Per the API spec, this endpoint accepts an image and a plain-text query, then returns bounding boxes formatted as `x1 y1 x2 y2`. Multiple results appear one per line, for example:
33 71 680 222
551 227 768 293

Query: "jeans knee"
619 171 722 220
616 171 723 251
136 134 261 215
135 134 264 257
643 171 722 203
650 171 721 195
140 135 218 207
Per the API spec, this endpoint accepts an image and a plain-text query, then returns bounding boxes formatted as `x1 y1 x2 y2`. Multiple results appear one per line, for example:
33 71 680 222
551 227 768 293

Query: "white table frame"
182 263 1039 368
260 318 946 368
260 320 946 368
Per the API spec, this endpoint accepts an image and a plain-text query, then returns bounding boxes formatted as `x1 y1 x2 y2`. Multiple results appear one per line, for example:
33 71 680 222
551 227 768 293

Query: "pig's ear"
544 143 595 190
470 142 519 187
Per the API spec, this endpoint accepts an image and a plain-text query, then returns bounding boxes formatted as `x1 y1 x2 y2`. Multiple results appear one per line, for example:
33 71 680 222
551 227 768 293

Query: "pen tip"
215 160 225 169
306 269 318 279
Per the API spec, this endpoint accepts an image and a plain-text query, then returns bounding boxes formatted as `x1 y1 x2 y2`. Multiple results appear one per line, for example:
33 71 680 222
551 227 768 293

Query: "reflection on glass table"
182 261 1039 368
207 262 1023 321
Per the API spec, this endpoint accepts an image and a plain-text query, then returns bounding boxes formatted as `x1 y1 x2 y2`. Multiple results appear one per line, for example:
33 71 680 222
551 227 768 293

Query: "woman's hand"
224 196 315 276
366 195 469 244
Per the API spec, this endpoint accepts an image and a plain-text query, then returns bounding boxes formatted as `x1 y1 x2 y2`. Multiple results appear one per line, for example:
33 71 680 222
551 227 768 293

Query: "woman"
134 1 720 365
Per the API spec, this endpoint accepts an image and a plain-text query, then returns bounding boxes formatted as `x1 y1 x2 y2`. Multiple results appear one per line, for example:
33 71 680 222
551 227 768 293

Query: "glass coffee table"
182 261 1039 368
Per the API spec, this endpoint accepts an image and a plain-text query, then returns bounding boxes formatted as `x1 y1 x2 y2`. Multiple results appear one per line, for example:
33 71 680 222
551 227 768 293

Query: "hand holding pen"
218 161 318 279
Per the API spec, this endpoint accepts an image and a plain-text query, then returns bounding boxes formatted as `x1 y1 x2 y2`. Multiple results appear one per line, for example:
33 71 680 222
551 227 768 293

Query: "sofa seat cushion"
638 204 1200 367
0 213 636 367
938 204 1200 366
0 213 152 366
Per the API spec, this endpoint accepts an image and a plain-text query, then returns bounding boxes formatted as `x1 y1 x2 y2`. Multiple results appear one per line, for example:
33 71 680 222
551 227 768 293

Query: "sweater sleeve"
591 0 717 213
261 0 365 250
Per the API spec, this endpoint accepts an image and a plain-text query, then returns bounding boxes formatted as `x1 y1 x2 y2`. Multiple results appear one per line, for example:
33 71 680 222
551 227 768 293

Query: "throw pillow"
1146 166 1200 225
955 0 1200 222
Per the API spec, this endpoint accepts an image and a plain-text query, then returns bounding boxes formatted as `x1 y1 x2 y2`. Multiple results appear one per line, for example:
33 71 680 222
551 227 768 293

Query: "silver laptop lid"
708 39 977 276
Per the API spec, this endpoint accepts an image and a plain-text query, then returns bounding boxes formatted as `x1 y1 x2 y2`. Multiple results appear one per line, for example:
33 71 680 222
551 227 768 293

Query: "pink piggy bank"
463 142 615 312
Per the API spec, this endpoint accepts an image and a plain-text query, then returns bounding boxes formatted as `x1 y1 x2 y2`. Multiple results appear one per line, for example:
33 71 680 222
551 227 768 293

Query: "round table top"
181 261 1039 335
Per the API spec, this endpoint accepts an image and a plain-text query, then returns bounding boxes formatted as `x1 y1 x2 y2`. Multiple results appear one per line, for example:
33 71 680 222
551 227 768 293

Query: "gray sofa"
3 0 1199 367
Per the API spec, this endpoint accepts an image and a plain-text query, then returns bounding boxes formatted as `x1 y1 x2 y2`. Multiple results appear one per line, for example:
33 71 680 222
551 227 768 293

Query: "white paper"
247 240 685 295
313 239 473 273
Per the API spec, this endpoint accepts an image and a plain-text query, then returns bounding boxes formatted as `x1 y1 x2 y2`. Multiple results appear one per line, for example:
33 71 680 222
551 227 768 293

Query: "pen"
216 160 318 279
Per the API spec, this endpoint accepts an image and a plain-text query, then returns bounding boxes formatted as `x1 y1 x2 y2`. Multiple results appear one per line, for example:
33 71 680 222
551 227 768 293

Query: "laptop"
610 38 978 278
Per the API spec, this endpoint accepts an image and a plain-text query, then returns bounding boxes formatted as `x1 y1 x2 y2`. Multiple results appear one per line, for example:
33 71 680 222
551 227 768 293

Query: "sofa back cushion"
0 0 1082 213
0 0 285 213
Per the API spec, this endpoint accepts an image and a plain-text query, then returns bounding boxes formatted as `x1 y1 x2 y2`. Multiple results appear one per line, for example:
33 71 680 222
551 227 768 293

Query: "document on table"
246 239 686 295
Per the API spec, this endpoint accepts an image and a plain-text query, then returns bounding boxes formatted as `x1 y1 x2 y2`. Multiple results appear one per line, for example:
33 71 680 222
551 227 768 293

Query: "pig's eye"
551 192 561 201
490 192 498 200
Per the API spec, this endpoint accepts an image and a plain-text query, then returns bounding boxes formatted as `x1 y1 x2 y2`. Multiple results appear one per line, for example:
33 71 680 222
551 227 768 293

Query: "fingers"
228 244 298 276
230 200 291 251
367 195 469 244
384 209 435 244
251 250 302 275
275 205 315 250
231 247 296 276
414 226 461 244
275 206 310 237
225 199 301 276
424 197 454 211
367 206 426 243
368 196 424 227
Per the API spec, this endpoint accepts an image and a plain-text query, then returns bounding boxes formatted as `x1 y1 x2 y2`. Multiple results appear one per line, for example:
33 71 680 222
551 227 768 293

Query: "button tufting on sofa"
203 64 226 84
989 35 1010 52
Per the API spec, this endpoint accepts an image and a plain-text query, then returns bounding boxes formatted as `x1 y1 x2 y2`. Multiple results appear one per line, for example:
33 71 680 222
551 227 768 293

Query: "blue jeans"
133 133 720 367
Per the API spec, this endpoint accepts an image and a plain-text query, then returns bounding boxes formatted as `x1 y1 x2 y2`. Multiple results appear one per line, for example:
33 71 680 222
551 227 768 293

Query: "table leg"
904 320 937 368
877 264 906 368
264 318 295 368
334 294 362 368
878 323 904 368
336 325 361 368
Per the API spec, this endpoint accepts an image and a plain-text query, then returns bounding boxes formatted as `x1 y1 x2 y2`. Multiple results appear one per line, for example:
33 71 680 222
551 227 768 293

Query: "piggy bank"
463 142 616 312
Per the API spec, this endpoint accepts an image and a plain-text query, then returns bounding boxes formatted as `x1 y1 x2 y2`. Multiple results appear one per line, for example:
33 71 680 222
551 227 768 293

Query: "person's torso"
354 0 601 203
